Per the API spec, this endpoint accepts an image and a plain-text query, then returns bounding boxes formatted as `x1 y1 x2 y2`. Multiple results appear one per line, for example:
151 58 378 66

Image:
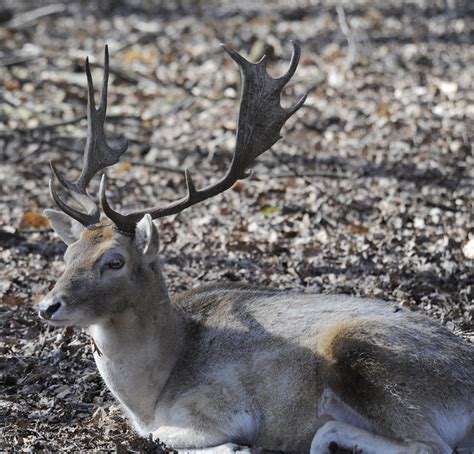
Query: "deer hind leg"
313 389 410 454
315 320 457 454
310 420 452 454
313 388 453 453
311 420 402 454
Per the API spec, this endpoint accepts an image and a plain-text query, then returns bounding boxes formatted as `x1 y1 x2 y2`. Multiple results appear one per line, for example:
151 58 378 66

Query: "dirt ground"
0 0 473 452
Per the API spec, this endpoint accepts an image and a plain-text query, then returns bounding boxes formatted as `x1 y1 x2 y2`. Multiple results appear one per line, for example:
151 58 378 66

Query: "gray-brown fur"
39 219 474 453
168 284 474 451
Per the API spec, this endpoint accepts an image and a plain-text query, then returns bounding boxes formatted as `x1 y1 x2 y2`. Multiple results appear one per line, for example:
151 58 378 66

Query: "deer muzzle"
38 295 67 323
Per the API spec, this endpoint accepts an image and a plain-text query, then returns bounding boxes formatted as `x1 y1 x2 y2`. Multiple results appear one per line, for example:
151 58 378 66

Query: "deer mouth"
38 312 71 326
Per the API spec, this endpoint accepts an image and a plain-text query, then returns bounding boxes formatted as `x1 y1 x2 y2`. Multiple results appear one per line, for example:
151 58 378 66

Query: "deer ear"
43 209 85 245
135 214 159 260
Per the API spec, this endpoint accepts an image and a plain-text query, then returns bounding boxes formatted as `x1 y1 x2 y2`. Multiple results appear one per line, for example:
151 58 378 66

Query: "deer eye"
107 258 124 269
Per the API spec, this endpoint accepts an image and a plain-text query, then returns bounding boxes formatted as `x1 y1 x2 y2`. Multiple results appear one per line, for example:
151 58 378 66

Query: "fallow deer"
39 44 473 454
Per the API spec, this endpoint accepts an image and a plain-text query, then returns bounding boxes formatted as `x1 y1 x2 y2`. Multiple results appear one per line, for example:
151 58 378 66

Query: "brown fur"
317 319 474 444
82 223 114 243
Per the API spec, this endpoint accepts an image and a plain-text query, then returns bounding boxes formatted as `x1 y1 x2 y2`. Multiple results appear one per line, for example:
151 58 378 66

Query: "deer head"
39 43 306 327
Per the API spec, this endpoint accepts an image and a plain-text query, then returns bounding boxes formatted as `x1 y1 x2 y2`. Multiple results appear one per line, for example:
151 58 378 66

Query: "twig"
271 171 349 179
13 115 86 133
111 32 161 57
129 160 220 178
336 5 357 67
2 54 39 67
268 148 349 221
6 3 66 30
0 93 19 108
425 201 457 212
9 113 139 135
129 160 185 174
89 61 155 85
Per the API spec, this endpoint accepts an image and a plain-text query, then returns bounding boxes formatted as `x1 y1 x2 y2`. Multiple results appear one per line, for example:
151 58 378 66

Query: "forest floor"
0 0 473 452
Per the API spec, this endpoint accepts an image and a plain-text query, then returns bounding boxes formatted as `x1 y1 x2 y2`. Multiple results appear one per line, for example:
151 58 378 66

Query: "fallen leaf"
5 80 20 90
19 211 49 230
232 181 244 193
351 224 369 234
261 206 281 216
3 295 26 306
377 101 391 117
117 160 132 173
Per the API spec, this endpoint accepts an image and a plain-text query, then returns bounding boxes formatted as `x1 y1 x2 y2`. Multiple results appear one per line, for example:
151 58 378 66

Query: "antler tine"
99 45 109 116
220 43 251 69
49 178 96 226
276 40 301 88
99 175 140 230
99 41 307 234
50 45 128 227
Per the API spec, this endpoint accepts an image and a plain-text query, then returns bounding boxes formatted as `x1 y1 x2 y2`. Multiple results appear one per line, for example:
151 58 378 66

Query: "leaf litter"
0 0 473 451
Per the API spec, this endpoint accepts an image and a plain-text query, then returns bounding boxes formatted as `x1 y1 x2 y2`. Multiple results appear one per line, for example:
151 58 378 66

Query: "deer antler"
49 45 128 226
100 41 307 233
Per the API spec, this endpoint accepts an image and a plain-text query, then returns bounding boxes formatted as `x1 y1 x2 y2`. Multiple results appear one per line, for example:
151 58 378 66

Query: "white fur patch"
311 420 407 454
225 410 258 444
432 408 473 448
135 214 159 258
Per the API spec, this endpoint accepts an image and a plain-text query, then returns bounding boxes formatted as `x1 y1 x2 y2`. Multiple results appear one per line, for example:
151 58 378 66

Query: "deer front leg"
177 443 251 454
153 426 250 453
153 382 257 452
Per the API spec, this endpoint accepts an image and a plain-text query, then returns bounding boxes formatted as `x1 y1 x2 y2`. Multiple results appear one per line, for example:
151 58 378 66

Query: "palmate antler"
49 45 127 226
50 42 306 234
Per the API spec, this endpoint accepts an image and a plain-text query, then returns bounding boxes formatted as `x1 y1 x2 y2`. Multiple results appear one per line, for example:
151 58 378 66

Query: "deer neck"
88 261 183 434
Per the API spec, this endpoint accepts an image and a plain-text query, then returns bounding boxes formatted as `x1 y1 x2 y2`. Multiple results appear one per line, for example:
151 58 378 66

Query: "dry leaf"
122 48 156 65
19 211 49 230
5 80 20 90
117 160 132 173
3 295 26 306
351 224 369 234
232 181 244 193
377 101 391 117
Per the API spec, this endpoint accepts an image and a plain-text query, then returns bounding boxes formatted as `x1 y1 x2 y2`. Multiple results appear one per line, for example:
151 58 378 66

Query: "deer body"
88 267 474 452
38 45 474 453
67 224 472 452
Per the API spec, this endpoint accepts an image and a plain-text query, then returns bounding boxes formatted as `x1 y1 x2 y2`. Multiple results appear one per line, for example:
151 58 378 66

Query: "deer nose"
39 299 63 320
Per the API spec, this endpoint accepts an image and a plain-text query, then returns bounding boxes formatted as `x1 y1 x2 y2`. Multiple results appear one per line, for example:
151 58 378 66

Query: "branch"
129 160 188 175
6 3 66 30
336 5 357 67
13 115 86 133
271 171 349 179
